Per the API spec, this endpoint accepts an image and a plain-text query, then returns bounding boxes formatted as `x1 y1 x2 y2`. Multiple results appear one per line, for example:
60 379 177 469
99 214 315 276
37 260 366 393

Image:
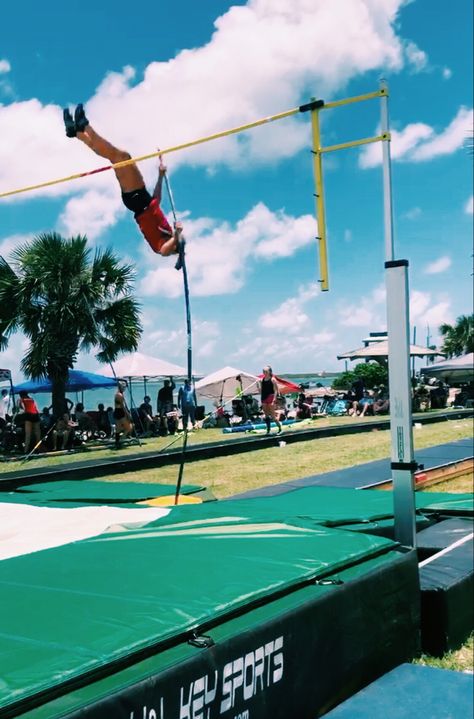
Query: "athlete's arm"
152 155 167 202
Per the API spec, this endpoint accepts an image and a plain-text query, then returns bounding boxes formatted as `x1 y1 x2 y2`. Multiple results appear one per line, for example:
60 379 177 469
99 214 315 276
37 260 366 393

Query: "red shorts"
262 394 275 406
135 198 173 254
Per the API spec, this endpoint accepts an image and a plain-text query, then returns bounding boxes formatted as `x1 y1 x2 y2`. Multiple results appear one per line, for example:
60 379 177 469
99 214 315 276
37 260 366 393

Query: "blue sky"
0 0 472 380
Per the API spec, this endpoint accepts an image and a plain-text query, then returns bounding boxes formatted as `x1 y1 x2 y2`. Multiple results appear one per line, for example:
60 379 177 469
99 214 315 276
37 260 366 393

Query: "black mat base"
420 538 474 656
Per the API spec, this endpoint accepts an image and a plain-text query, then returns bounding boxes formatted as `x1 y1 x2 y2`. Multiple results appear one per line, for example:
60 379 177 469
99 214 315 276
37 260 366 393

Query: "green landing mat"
147 485 405 530
15 550 416 719
0 511 395 715
142 486 473 533
4 480 204 504
415 491 474 516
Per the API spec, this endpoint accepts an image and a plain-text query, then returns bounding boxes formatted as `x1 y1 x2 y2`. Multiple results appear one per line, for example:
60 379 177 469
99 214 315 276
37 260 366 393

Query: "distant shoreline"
281 372 341 379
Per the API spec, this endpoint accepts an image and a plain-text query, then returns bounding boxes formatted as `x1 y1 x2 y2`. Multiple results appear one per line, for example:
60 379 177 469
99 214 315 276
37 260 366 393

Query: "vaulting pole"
174 239 193 506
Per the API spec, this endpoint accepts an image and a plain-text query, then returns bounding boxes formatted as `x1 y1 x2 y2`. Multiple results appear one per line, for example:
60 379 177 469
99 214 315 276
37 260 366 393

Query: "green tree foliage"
0 233 142 416
333 362 389 390
439 314 474 358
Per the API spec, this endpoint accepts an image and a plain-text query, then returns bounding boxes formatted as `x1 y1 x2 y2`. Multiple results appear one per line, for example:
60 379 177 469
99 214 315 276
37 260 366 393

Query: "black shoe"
63 108 76 138
74 103 89 132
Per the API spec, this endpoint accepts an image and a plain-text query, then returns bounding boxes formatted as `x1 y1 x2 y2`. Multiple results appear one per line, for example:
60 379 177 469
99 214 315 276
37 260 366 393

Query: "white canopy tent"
421 353 473 384
104 352 187 379
337 340 443 361
103 352 187 403
195 366 260 402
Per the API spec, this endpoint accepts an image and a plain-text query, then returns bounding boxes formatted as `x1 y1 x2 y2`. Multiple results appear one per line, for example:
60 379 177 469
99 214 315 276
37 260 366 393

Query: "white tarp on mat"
0 503 170 561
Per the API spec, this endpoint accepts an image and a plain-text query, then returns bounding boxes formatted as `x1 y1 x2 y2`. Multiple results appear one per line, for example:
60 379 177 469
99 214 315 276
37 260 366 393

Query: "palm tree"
439 314 474 358
0 232 142 416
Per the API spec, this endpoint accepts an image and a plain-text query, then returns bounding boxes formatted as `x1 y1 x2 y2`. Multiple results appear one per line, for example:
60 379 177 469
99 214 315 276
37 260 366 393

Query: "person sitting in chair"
53 413 76 451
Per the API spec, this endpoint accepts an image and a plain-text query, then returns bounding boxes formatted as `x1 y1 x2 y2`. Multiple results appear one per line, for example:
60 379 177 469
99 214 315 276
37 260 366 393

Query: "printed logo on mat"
129 635 284 718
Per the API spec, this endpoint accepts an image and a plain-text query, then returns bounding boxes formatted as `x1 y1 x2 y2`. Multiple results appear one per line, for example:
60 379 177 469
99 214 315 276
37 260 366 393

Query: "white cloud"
412 107 473 161
359 106 473 167
339 306 374 327
423 256 451 275
232 327 336 368
410 289 453 328
259 282 319 334
338 284 386 327
145 318 220 367
402 206 422 220
0 233 34 259
139 203 315 298
58 189 125 241
344 229 353 242
0 58 13 97
0 0 411 207
465 196 473 215
404 41 428 72
0 335 29 383
442 67 452 80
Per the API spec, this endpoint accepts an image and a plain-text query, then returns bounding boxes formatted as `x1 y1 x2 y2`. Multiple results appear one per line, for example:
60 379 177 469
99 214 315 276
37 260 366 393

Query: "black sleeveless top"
261 377 274 401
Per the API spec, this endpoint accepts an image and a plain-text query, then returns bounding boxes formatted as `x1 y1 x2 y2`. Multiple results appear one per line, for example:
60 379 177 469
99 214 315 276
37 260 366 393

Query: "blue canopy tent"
13 370 117 394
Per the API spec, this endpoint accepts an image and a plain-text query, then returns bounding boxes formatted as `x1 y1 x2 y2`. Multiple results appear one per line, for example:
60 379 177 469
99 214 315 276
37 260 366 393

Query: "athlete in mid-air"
63 104 183 256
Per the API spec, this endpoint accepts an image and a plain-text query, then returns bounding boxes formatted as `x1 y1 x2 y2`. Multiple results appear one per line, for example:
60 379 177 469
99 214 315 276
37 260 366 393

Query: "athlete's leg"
64 105 145 193
76 125 145 193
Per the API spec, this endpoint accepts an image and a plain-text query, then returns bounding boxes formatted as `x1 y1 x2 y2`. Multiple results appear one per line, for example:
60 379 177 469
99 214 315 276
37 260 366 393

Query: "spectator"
373 386 390 415
157 377 175 417
358 390 375 417
295 392 312 419
113 381 133 448
17 390 41 454
349 377 365 416
39 406 55 433
138 396 155 435
53 412 76 451
178 379 197 430
274 394 287 423
96 403 111 436
260 366 282 434
47 396 74 417
74 402 94 433
0 388 11 429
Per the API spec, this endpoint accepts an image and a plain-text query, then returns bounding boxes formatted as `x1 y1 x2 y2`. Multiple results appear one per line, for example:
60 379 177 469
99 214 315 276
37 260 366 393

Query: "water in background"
14 374 337 416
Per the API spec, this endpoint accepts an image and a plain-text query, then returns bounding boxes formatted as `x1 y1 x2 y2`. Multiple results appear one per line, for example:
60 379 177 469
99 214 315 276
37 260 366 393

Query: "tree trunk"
50 375 68 419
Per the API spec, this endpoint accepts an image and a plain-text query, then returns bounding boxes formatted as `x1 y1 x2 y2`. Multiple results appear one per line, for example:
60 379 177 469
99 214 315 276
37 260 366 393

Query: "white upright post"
381 80 417 547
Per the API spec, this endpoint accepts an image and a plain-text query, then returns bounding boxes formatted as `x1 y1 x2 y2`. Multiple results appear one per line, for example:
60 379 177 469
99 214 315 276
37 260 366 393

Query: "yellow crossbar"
0 89 387 201
319 133 388 154
0 106 301 200
322 88 385 110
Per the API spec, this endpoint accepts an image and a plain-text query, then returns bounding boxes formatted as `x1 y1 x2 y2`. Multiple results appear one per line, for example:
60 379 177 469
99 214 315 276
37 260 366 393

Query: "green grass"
415 635 474 672
422 472 473 493
70 418 473 499
1 409 467 474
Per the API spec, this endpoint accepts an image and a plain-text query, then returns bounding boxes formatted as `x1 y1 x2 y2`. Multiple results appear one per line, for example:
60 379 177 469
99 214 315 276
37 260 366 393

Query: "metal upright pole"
381 80 417 547
380 80 395 262
310 105 330 291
